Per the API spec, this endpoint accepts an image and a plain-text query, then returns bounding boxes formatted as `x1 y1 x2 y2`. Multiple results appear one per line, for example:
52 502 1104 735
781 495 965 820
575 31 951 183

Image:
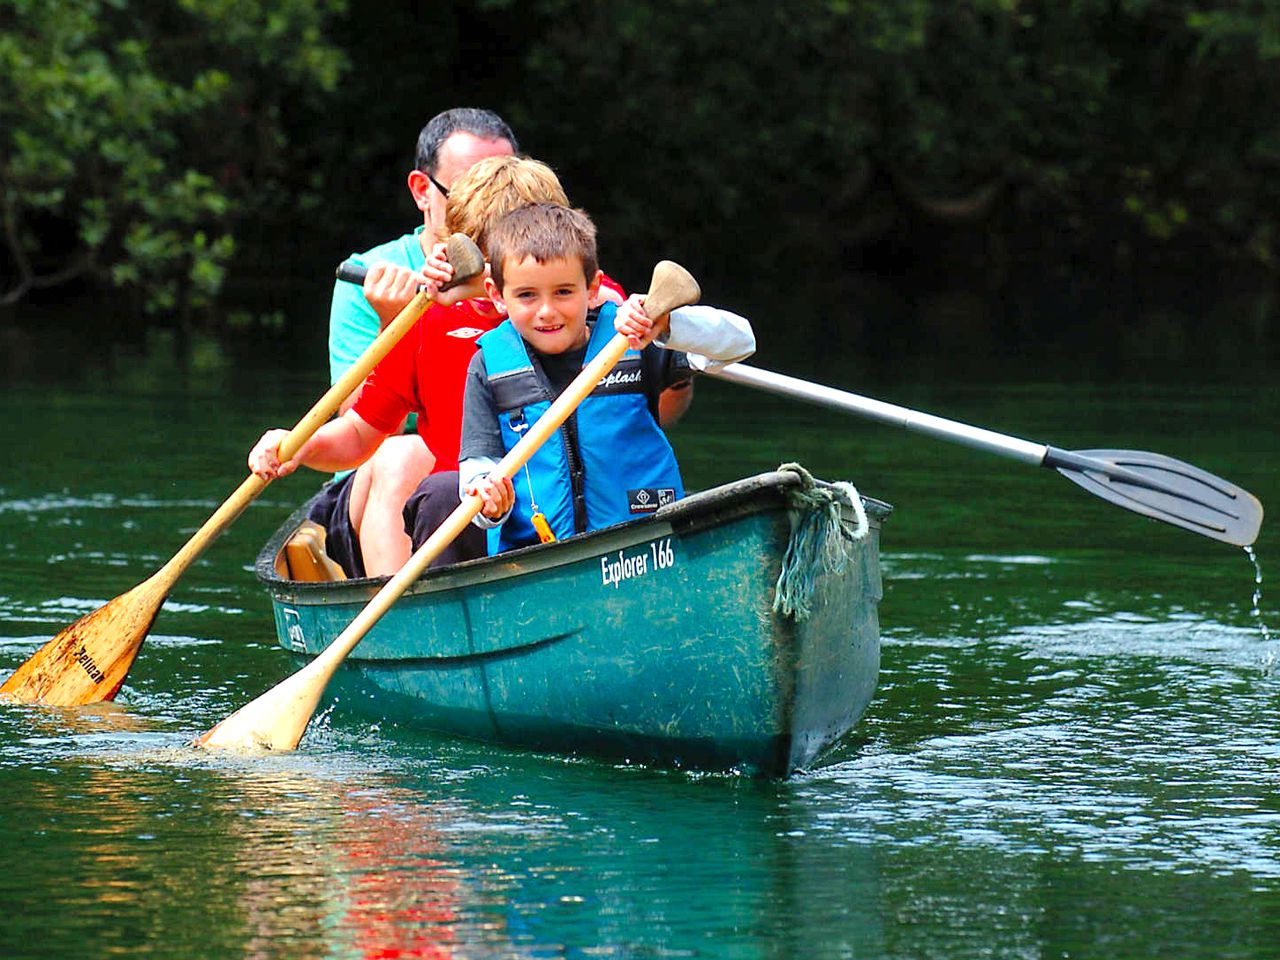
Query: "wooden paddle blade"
0 579 166 705
1054 448 1263 546
193 656 329 751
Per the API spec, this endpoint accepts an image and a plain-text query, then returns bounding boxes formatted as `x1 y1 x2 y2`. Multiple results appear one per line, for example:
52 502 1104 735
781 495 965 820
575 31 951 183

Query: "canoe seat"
282 520 347 582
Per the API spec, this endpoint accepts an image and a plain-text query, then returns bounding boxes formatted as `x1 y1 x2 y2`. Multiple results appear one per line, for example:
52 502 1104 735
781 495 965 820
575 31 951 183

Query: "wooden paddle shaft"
308 333 635 675
292 262 701 679
153 255 487 592
148 288 436 593
0 240 484 707
195 340 631 749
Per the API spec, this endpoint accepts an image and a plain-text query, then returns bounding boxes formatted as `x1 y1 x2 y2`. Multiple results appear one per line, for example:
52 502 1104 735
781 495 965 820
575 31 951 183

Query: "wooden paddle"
0 235 487 707
195 259 701 752
706 363 1263 546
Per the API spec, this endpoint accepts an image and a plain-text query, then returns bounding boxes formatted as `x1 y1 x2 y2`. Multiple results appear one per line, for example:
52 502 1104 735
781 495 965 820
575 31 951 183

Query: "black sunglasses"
426 172 449 198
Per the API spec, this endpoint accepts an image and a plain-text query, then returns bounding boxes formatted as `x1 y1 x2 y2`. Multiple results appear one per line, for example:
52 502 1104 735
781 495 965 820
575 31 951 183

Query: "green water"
1 343 1277 958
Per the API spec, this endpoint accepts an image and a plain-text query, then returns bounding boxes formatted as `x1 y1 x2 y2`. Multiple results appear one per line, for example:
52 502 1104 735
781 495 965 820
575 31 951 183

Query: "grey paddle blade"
1049 448 1263 546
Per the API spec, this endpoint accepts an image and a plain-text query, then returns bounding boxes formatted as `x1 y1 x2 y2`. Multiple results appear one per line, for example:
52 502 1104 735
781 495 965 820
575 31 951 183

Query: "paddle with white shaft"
707 363 1262 546
0 234 486 707
195 259 701 752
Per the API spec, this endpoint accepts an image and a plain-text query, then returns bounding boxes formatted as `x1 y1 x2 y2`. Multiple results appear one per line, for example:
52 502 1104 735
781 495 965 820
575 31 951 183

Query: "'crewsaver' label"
627 487 677 515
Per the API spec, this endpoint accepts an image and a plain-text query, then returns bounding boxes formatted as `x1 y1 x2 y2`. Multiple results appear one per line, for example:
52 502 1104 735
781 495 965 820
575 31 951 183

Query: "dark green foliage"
399 0 1275 372
1 0 1277 359
0 0 345 314
476 0 1279 278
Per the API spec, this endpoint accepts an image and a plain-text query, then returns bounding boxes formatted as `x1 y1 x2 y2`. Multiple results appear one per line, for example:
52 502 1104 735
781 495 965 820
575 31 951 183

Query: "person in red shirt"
247 156 635 576
324 110 518 575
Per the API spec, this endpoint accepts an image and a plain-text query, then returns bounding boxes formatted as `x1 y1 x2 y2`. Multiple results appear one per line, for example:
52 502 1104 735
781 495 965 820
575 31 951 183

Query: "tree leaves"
3 0 1277 328
0 0 346 314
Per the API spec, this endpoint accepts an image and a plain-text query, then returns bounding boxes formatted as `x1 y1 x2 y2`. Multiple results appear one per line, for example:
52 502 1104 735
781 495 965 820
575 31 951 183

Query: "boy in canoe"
248 156 622 575
459 202 756 553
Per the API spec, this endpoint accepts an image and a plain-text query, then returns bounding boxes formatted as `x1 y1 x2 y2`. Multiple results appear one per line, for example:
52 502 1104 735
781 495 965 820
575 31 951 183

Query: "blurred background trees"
2 0 1277 372
0 0 344 316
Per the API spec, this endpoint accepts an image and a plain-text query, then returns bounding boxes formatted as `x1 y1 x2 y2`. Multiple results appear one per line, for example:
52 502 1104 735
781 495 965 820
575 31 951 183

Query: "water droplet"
1243 546 1274 668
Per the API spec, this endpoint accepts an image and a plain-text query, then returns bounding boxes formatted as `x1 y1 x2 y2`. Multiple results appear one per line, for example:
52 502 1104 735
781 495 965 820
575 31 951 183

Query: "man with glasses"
312 108 516 578
328 108 517 394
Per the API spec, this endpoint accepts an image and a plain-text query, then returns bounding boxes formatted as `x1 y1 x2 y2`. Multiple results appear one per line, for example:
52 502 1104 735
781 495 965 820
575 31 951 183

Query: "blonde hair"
487 202 598 291
442 155 569 255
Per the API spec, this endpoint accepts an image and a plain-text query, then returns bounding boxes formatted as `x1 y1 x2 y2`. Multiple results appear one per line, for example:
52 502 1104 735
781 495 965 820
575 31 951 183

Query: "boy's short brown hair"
442 155 568 255
487 202 599 290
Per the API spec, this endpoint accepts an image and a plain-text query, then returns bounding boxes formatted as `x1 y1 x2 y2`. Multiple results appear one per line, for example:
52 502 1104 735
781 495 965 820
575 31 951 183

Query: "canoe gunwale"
257 471 892 604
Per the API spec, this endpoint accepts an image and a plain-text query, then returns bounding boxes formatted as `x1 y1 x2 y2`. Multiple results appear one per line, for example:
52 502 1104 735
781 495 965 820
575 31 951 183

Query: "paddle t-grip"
335 232 484 292
643 260 700 318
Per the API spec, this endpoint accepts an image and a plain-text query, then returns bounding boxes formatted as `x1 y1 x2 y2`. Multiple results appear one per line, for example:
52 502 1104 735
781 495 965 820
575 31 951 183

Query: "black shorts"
306 473 365 579
402 471 487 567
306 470 487 578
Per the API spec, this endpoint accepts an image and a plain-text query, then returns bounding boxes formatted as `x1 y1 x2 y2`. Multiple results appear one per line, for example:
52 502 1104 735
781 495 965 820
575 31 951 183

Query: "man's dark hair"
415 108 518 173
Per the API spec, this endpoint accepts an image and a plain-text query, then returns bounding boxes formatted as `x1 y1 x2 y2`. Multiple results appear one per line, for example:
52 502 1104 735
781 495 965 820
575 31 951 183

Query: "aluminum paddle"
707 363 1262 547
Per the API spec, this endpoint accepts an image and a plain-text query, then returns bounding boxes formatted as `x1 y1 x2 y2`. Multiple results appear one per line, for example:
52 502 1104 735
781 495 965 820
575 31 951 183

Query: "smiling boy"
458 202 756 553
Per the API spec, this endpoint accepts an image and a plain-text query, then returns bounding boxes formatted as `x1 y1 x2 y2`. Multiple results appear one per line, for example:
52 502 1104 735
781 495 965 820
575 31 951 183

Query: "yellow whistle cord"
522 463 557 543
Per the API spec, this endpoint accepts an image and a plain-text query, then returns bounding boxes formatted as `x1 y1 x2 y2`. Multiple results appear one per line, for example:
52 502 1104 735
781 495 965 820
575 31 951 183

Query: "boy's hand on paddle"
468 474 514 520
364 262 430 328
615 294 670 350
428 240 493 308
423 242 456 289
248 429 298 481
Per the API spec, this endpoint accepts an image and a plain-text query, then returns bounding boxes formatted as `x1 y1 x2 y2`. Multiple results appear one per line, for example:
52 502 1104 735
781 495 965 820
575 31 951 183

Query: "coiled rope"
772 463 869 621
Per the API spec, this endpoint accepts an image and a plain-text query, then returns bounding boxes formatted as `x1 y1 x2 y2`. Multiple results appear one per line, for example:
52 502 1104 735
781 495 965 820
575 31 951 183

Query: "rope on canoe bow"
773 463 869 621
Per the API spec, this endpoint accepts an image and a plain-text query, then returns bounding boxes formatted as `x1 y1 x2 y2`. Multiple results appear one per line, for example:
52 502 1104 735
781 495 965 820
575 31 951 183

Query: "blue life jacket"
478 304 684 553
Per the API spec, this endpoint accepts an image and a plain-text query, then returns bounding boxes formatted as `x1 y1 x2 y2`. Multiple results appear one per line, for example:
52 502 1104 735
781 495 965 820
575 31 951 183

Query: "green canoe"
256 470 891 777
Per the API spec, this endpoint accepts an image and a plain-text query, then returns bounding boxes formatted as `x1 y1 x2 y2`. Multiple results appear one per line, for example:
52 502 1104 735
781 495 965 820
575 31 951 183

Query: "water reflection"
208 765 475 959
0 721 892 959
2 371 1277 958
9 698 1274 960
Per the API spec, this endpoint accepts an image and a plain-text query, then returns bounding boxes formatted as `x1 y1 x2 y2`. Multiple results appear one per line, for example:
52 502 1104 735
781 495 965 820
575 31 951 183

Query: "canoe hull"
259 471 889 777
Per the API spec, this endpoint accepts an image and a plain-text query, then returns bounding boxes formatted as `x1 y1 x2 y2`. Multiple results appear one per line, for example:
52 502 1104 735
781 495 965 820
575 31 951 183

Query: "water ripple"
0 492 301 514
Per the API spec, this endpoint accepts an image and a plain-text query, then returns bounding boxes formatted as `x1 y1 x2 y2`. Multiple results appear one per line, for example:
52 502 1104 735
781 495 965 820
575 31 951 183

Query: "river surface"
0 334 1276 958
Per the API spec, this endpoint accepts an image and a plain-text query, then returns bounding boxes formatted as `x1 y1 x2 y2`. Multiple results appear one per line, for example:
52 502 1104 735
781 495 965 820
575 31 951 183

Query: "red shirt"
353 276 624 474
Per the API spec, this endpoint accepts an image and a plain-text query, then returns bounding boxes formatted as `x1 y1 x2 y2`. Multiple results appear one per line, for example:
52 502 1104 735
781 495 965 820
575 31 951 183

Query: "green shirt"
328 226 429 383
327 226 428 478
